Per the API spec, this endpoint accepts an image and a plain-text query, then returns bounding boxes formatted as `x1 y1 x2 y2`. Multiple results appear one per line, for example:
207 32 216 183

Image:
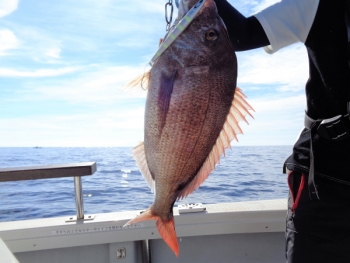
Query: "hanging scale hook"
165 0 174 32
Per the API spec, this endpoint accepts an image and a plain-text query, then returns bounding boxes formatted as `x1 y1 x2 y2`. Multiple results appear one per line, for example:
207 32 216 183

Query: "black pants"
286 171 350 263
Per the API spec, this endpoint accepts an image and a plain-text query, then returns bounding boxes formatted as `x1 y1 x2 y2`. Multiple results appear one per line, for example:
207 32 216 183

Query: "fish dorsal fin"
177 88 254 200
132 142 155 193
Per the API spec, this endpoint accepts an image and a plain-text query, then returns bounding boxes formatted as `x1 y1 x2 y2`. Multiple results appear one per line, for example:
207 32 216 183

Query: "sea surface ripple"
0 146 291 222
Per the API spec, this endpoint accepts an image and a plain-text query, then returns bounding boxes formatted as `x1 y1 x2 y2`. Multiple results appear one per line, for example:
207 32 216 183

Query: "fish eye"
206 29 218 41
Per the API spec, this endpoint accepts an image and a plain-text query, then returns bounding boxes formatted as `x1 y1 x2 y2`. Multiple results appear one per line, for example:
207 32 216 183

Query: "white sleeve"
254 0 319 54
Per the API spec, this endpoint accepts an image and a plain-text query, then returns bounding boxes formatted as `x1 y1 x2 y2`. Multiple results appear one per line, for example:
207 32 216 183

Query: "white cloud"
0 0 310 147
0 66 81 77
237 43 309 91
0 93 306 147
0 109 145 147
0 0 165 64
132 0 165 14
235 93 306 145
29 65 148 103
0 0 18 18
240 94 306 133
96 108 145 129
226 0 255 16
45 47 61 59
227 0 280 16
115 38 155 49
10 25 65 62
251 0 280 14
249 94 306 113
52 0 165 35
0 29 19 55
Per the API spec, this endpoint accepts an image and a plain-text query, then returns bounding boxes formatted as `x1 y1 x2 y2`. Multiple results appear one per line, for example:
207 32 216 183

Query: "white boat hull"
0 199 287 263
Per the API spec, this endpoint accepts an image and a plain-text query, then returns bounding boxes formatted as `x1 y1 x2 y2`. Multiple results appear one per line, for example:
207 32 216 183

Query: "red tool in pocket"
287 171 306 212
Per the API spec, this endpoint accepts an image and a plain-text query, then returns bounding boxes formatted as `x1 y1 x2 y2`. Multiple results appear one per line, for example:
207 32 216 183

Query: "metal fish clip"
149 0 207 66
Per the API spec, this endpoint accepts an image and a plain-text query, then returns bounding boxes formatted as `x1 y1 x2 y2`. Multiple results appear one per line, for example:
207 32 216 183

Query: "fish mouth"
186 65 209 74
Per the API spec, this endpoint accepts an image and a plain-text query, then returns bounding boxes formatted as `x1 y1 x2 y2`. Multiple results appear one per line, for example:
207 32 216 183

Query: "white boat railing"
0 162 97 220
0 162 156 263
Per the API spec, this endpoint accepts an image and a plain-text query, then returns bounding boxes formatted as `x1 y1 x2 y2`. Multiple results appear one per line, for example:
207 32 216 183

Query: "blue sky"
0 0 309 147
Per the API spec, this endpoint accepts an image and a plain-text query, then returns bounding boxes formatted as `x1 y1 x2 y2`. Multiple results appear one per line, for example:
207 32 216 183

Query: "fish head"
164 0 236 73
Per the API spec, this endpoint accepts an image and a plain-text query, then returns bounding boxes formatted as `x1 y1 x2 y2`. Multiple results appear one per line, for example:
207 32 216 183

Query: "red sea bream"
124 0 254 256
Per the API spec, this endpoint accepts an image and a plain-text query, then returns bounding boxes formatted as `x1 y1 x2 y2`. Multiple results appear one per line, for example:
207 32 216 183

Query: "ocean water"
0 146 291 222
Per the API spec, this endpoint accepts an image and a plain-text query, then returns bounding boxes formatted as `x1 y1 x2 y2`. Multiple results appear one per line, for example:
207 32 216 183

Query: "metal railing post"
0 162 97 221
74 176 84 220
141 239 151 263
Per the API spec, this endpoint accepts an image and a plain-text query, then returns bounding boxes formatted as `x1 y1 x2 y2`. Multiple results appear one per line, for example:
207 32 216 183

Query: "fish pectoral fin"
177 87 254 200
231 87 255 123
132 142 155 193
225 87 255 138
158 70 177 128
123 70 151 90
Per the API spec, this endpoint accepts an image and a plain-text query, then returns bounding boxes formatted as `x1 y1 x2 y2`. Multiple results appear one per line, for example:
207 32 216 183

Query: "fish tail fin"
156 216 179 257
123 206 179 257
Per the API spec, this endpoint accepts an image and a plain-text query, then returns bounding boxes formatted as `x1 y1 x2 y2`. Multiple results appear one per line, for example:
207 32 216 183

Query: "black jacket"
214 0 350 185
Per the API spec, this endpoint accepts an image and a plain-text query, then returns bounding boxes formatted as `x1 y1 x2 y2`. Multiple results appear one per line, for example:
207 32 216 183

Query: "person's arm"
214 0 269 51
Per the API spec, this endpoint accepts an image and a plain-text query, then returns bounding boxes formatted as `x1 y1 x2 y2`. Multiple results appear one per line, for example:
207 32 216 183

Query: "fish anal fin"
123 206 157 227
177 87 254 200
132 142 155 192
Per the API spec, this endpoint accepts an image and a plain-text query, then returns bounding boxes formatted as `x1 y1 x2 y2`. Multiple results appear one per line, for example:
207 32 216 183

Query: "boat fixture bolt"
116 247 126 259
